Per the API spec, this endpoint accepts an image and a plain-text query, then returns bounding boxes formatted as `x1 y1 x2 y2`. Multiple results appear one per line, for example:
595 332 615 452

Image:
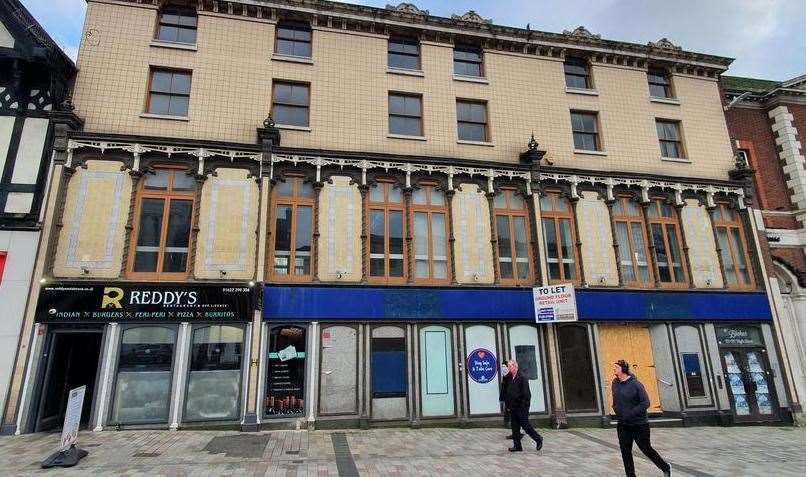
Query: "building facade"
1 0 794 433
0 0 80 432
722 74 806 421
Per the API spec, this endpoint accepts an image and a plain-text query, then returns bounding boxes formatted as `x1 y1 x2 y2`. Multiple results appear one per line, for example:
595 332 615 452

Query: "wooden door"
598 324 662 414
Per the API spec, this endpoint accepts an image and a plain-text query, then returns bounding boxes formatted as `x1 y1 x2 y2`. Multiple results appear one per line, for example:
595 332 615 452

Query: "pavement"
0 425 804 476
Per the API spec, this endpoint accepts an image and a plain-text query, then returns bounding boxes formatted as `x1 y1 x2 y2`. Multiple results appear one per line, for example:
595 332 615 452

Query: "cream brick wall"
194 168 258 280
680 198 724 288
451 183 494 284
577 191 619 286
74 1 735 180
317 175 362 282
53 160 132 278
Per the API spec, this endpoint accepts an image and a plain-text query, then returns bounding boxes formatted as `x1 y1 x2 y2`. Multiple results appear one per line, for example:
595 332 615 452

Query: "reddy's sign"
532 283 578 323
36 283 254 322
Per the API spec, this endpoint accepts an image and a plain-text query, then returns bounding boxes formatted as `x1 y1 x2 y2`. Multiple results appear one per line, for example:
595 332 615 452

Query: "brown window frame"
388 92 423 137
656 119 685 159
612 196 654 288
155 5 198 44
268 175 315 282
564 56 592 89
648 67 674 98
388 36 421 70
570 111 600 151
410 182 450 284
127 165 196 281
493 188 534 286
274 21 312 58
367 180 407 284
453 45 484 77
540 191 580 284
646 198 689 288
271 81 310 128
456 99 489 142
712 203 755 289
146 68 191 117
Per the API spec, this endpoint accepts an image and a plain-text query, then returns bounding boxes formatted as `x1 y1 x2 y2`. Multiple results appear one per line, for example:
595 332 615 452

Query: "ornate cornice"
94 0 732 73
647 37 682 51
451 10 492 25
562 26 600 40
66 138 747 208
385 3 428 16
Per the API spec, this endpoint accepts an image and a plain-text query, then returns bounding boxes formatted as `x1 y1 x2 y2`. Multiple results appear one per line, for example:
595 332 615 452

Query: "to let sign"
533 283 578 323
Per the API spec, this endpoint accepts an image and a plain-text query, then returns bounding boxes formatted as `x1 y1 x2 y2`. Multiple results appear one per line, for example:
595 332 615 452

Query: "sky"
17 0 806 81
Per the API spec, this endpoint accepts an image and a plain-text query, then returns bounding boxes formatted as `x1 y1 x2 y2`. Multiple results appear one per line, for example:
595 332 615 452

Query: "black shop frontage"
23 283 255 433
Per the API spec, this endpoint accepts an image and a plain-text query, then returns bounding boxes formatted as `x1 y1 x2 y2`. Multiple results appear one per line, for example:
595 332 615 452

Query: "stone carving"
562 26 601 39
648 38 682 51
451 10 492 25
385 3 429 16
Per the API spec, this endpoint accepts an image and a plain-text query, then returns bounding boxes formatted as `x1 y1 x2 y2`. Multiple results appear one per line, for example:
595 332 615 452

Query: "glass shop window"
371 334 407 398
265 326 307 417
184 325 244 421
112 326 176 424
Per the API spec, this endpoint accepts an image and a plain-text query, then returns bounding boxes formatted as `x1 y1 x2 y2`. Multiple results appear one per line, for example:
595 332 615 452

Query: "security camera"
705 278 713 287
599 275 607 285
473 273 480 282
81 267 90 275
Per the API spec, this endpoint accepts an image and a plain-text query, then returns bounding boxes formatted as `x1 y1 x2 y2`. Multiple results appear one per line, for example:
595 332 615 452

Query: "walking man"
612 359 671 477
503 359 543 452
499 359 523 440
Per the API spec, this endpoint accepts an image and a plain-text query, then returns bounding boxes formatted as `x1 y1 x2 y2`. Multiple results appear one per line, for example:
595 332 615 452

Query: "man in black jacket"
612 360 671 477
503 359 543 452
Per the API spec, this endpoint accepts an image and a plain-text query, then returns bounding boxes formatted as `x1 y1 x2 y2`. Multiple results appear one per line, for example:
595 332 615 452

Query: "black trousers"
617 423 670 476
510 406 542 449
503 407 511 427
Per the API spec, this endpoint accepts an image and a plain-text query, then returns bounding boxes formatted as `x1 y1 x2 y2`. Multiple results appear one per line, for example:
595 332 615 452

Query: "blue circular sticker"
467 348 498 384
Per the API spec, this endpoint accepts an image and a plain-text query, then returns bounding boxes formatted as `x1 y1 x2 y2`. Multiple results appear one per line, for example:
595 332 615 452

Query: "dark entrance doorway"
720 348 778 423
36 330 103 431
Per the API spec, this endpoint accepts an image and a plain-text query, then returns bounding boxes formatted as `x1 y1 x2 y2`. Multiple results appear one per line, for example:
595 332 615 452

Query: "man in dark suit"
502 359 543 452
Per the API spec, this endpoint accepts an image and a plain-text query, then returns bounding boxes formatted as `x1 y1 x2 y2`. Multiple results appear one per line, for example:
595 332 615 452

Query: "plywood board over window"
680 199 723 288
451 183 493 284
194 168 258 280
53 160 133 278
317 176 362 282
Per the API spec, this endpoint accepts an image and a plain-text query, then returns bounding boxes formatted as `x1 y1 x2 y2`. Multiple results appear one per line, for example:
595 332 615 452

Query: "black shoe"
535 437 543 452
508 447 523 452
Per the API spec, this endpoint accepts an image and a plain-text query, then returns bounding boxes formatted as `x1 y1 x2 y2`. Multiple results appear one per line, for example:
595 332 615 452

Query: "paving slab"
0 426 803 476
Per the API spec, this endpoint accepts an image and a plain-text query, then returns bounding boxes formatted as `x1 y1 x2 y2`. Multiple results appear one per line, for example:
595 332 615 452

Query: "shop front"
715 324 780 423
264 285 781 428
23 282 254 433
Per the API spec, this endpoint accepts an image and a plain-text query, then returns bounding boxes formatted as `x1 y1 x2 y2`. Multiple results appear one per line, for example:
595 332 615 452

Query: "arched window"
647 198 688 287
612 196 653 287
712 203 754 289
269 175 314 281
411 183 449 283
368 180 406 283
540 191 579 283
494 188 533 285
128 167 195 279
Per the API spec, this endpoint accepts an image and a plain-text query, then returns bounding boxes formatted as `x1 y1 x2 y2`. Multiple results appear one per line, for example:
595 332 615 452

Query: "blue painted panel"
371 351 407 395
263 286 772 322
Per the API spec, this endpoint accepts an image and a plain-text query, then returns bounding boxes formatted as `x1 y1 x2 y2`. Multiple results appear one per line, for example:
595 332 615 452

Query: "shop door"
598 324 662 414
319 326 358 415
721 348 778 422
464 325 500 415
36 331 103 431
419 326 454 417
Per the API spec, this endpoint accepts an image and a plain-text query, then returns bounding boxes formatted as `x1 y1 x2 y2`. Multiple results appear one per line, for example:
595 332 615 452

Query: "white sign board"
533 283 578 323
60 385 86 451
